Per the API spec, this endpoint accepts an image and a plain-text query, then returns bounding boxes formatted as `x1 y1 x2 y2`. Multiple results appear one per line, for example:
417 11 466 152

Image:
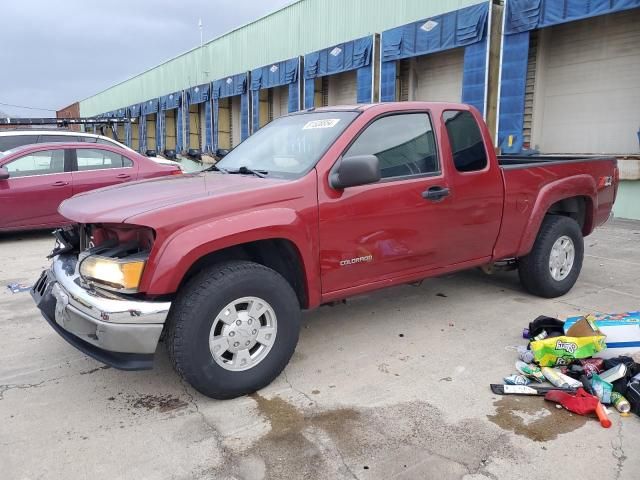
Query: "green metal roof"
80 0 485 116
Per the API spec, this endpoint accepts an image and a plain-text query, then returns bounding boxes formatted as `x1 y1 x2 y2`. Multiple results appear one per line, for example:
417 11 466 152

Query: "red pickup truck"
31 102 618 399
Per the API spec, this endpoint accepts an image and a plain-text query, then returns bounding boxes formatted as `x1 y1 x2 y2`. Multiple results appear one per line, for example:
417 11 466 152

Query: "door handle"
422 186 450 201
51 180 69 187
116 173 131 179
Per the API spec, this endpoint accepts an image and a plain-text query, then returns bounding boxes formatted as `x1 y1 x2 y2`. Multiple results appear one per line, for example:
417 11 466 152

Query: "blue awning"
304 36 372 80
129 104 141 118
381 2 488 62
505 0 640 34
160 91 181 110
250 58 298 91
213 73 247 99
187 83 211 104
116 108 127 118
141 98 159 115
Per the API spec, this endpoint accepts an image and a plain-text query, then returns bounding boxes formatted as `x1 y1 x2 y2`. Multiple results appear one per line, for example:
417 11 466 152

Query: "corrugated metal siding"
80 0 485 116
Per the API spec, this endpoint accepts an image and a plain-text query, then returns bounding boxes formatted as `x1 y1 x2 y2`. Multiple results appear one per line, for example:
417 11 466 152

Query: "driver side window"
344 113 439 179
5 149 65 178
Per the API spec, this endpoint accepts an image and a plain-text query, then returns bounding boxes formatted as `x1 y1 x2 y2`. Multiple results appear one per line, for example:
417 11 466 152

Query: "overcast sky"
0 0 292 118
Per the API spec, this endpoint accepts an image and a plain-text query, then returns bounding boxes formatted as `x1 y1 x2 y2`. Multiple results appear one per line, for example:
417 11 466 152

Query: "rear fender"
516 174 597 257
140 208 319 304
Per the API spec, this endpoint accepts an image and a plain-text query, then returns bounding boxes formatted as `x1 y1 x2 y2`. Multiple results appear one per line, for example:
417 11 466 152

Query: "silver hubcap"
209 296 277 371
549 235 575 281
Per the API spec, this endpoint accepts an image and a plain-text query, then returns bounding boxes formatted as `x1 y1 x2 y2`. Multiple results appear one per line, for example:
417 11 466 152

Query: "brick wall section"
56 102 80 131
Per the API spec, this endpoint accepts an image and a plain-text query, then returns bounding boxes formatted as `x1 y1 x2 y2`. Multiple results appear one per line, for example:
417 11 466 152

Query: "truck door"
318 112 453 293
439 109 503 264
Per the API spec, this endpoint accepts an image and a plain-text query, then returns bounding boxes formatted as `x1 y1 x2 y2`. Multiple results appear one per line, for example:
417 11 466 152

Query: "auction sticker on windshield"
302 118 340 130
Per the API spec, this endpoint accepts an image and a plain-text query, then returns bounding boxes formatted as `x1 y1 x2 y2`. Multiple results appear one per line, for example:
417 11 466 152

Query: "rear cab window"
442 110 487 172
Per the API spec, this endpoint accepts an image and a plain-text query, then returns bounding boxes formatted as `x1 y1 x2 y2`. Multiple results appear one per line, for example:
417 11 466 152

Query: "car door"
318 112 453 293
0 148 73 229
71 147 139 195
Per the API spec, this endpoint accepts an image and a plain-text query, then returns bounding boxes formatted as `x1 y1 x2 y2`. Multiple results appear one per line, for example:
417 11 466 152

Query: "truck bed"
493 154 617 261
498 155 614 168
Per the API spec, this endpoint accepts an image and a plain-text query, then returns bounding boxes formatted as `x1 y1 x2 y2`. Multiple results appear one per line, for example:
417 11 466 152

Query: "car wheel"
167 260 301 399
518 215 584 298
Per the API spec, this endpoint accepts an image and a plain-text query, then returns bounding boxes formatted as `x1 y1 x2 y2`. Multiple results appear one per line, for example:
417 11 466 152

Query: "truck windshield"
215 111 359 179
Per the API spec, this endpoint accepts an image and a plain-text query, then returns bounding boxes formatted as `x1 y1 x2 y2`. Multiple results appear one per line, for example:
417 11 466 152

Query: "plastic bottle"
610 392 631 414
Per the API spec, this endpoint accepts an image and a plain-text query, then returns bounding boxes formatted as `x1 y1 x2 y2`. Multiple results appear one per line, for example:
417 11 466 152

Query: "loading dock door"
188 104 201 150
116 124 125 144
407 48 465 103
327 70 357 106
270 85 289 121
218 98 232 150
131 120 140 151
530 9 640 154
231 96 241 147
165 109 177 150
146 113 157 151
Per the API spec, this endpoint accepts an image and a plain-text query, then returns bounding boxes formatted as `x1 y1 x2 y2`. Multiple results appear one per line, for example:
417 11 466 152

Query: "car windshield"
216 111 359 178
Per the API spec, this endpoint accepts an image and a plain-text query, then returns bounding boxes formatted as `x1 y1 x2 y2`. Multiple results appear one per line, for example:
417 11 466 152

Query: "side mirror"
0 166 9 180
216 148 230 158
145 149 157 157
330 154 380 189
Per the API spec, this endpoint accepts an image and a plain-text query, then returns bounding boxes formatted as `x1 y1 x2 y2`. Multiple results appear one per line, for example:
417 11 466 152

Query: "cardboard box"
564 312 640 359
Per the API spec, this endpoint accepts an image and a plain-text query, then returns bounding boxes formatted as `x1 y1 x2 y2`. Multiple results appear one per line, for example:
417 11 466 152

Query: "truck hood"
59 172 287 225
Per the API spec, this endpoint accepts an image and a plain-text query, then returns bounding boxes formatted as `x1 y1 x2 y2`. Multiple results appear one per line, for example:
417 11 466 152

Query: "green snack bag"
530 317 606 366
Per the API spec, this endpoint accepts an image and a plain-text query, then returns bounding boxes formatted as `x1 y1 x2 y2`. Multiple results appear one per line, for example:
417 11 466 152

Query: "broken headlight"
79 254 147 293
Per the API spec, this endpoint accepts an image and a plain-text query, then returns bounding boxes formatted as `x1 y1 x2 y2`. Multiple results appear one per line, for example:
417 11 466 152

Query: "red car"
0 142 181 232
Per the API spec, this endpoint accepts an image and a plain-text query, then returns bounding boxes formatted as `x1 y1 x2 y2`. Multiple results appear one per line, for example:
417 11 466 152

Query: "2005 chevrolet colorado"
31 102 618 399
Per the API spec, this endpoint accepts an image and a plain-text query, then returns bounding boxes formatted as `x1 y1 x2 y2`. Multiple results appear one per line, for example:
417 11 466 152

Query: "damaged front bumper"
31 254 171 370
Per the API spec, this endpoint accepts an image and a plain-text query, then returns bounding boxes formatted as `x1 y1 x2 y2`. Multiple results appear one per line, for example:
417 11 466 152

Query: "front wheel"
518 215 584 298
166 261 301 399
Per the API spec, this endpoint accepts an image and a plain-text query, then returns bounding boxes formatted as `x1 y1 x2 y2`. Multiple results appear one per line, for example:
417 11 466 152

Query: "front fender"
516 174 597 257
140 207 319 303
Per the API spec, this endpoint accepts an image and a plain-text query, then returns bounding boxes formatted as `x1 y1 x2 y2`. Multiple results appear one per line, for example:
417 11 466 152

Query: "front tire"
167 261 301 399
518 215 584 298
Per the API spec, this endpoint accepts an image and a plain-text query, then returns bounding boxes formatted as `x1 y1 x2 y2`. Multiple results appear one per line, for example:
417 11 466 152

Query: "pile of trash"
492 311 640 428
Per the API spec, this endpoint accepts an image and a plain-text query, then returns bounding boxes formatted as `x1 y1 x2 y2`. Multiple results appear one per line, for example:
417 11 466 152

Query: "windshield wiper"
204 164 229 173
228 166 268 178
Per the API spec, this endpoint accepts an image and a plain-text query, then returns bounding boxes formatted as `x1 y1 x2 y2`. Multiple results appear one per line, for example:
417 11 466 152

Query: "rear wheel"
167 261 301 399
518 215 584 298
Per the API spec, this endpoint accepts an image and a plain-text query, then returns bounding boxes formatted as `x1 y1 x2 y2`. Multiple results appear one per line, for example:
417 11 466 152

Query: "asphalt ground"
1 219 639 480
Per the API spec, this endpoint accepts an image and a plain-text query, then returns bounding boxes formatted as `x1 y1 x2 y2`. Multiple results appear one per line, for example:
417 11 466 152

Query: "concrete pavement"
1 220 639 480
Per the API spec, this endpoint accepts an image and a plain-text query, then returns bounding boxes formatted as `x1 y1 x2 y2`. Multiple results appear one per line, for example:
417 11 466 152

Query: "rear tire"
518 215 584 298
166 261 301 399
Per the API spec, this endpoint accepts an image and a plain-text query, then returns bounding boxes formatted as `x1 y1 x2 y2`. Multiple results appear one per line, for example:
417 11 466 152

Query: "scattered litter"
492 312 640 430
515 361 545 383
564 311 640 359
530 317 606 366
504 374 531 386
6 283 31 294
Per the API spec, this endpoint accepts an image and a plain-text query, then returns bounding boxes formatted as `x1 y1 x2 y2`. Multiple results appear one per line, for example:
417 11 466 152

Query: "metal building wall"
79 0 485 116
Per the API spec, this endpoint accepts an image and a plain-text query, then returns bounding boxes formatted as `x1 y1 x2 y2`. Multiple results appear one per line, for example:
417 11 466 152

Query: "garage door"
327 70 357 106
411 48 464 102
531 9 640 154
